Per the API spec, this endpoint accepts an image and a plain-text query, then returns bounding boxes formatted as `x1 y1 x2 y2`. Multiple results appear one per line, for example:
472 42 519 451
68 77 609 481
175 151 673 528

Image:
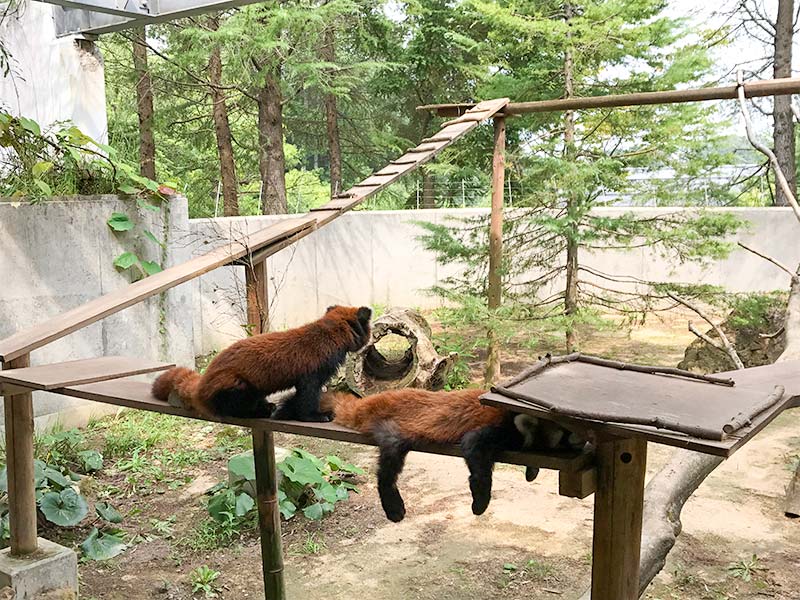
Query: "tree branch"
738 241 800 281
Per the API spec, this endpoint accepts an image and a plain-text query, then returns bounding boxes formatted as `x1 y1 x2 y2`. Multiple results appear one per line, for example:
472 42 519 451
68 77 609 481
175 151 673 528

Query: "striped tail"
151 367 201 408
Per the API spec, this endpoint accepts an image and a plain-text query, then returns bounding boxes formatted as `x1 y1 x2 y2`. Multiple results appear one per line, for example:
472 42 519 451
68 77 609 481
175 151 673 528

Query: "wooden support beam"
484 116 505 384
245 260 269 335
590 438 647 600
252 428 285 600
559 465 596 499
417 77 800 116
3 354 38 555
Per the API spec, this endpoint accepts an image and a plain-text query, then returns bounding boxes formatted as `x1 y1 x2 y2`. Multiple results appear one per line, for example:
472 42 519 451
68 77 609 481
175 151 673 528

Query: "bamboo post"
590 437 647 600
3 354 39 555
245 260 269 334
245 257 284 599
252 428 285 600
484 116 505 385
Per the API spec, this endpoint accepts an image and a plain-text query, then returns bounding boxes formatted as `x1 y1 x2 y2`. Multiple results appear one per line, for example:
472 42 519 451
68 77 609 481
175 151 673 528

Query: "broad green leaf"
326 455 364 475
18 117 40 136
278 499 296 520
314 482 340 504
39 489 88 526
277 455 327 486
80 527 126 561
118 184 137 195
32 161 53 177
43 466 72 489
228 453 256 482
113 252 138 270
78 450 103 472
140 260 162 276
107 213 135 232
33 179 52 196
234 492 254 517
208 489 236 523
95 501 122 524
137 198 160 212
301 502 324 521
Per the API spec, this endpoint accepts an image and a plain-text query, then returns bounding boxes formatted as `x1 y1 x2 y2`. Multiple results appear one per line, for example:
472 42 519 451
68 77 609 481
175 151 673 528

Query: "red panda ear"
326 305 338 313
357 306 372 322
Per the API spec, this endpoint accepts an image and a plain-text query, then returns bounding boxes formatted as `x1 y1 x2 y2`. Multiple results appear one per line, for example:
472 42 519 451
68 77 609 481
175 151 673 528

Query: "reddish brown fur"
327 388 502 443
152 306 370 419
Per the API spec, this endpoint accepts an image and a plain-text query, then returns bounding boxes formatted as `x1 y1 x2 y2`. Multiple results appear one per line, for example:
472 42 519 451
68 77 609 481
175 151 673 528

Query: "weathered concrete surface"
0 537 77 599
0 196 194 430
0 3 107 143
191 207 800 354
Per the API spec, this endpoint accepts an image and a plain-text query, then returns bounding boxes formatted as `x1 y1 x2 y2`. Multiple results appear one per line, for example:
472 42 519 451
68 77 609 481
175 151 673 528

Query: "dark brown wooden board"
482 370 796 458
0 217 316 364
0 356 174 391
53 377 591 472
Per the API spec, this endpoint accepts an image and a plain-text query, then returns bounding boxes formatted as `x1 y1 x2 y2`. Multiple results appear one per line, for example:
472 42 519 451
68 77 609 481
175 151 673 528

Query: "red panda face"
324 305 373 351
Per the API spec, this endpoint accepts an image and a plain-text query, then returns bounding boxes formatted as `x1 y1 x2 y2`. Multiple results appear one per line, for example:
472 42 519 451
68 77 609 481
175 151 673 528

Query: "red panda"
321 388 586 522
152 306 372 422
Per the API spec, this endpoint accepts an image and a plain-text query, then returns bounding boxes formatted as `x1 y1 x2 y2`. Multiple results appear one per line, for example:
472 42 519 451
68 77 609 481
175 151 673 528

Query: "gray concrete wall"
0 3 107 143
191 207 800 354
0 195 194 430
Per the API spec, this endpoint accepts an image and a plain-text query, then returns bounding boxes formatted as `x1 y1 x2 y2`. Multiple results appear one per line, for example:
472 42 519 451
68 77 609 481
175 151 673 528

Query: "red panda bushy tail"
151 367 201 408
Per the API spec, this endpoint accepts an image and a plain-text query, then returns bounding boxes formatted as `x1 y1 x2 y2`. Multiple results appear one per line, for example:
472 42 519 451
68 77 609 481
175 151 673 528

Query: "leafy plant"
190 565 221 598
81 527 127 561
727 554 763 582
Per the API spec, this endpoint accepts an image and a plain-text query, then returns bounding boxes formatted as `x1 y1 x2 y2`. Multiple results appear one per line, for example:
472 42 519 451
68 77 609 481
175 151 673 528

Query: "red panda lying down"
320 388 587 522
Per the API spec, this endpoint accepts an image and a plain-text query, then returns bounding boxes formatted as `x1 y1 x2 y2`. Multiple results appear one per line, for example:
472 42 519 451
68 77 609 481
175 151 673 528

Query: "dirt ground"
73 311 800 600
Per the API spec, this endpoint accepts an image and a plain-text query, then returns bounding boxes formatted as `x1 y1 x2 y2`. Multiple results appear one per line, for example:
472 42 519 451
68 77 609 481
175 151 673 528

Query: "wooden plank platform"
482 359 800 457
0 217 316 363
51 377 592 472
310 98 509 215
0 356 173 392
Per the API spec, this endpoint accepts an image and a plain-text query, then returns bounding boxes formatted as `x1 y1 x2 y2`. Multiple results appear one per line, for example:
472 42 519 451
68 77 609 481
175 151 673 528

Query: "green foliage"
190 565 221 598
204 448 362 536
0 112 168 201
727 554 762 582
80 527 127 561
0 426 124 560
725 292 788 334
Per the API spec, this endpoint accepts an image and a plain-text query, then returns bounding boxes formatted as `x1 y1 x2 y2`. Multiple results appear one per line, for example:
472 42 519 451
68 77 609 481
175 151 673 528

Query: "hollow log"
344 307 457 396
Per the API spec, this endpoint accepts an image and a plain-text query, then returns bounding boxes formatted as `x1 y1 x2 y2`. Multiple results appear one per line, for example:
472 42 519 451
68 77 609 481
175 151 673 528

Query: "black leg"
209 383 275 419
460 425 507 516
372 421 412 522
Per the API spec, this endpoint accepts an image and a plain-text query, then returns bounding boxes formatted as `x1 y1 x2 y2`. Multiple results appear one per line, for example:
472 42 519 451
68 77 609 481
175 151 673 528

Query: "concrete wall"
0 195 194 429
191 207 800 354
0 2 107 142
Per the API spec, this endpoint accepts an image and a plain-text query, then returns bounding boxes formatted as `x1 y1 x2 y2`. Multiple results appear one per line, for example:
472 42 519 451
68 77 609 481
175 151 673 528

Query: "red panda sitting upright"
152 306 372 422
324 388 586 522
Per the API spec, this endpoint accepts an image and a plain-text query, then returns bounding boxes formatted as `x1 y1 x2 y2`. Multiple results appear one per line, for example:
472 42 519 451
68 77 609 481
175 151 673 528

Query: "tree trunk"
320 26 342 197
421 167 436 208
563 5 578 352
132 27 156 181
484 117 506 385
773 0 796 207
207 17 239 217
257 61 287 215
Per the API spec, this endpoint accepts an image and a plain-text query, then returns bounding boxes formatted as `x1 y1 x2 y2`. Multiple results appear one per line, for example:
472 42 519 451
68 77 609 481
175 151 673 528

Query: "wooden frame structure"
3 79 800 600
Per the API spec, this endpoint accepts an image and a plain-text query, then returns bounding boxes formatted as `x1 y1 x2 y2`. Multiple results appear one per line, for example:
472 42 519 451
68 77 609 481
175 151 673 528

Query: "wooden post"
484 116 505 385
245 260 269 335
590 437 647 600
252 428 285 600
245 257 284 599
3 354 38 555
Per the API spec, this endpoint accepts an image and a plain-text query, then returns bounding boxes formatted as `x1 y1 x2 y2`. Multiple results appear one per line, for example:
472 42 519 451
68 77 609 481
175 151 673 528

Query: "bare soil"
73 311 800 600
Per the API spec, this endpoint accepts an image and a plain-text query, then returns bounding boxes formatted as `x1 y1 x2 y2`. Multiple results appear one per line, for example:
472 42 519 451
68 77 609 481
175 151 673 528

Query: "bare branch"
737 241 800 281
688 322 725 351
666 292 745 369
736 70 800 224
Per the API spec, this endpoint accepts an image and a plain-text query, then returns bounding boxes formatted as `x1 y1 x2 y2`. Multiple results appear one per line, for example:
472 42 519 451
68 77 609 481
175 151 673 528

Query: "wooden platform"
482 358 800 457
51 377 592 474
